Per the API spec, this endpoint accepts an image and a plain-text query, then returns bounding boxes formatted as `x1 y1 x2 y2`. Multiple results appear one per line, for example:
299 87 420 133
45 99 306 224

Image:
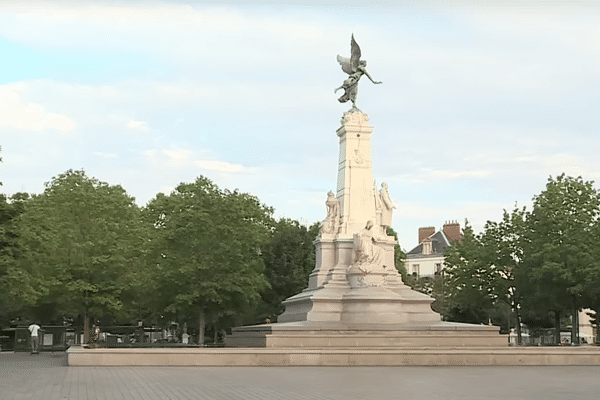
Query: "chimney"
443 220 462 243
418 226 435 244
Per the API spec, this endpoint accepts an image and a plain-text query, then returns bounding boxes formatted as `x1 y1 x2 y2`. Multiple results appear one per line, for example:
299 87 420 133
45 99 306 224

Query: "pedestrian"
28 322 41 354
91 324 100 348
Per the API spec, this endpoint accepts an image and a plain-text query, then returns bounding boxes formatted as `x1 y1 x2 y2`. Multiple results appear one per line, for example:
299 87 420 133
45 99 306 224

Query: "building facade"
404 221 462 278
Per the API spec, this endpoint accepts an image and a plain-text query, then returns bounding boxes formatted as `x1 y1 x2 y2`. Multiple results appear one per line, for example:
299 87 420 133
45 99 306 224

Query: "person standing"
28 322 41 354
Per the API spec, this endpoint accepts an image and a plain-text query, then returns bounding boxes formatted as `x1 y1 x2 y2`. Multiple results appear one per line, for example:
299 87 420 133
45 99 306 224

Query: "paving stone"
2 352 600 400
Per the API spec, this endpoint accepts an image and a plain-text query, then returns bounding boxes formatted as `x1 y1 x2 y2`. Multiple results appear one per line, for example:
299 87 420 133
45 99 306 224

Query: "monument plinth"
227 109 506 348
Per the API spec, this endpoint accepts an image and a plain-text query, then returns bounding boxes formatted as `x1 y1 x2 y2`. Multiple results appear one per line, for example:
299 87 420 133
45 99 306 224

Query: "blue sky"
1 1 600 250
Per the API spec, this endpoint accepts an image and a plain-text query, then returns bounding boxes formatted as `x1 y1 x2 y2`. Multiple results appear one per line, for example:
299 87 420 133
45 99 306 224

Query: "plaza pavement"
1 351 600 400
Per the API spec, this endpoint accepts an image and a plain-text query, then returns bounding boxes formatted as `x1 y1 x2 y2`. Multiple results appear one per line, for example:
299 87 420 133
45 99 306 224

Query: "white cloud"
515 153 600 181
411 168 491 183
128 119 148 131
42 112 76 132
142 149 157 159
462 7 600 56
144 147 246 174
194 160 244 173
0 3 339 69
158 186 174 196
17 79 331 117
0 83 75 133
94 151 117 159
163 149 189 164
393 199 530 248
463 151 600 181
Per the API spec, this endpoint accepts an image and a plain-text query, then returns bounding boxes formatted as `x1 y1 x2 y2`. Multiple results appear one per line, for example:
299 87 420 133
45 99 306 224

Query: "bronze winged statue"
335 34 382 109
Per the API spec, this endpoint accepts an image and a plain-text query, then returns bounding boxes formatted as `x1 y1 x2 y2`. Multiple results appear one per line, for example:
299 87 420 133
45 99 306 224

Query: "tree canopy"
259 218 319 319
443 174 600 344
143 176 274 341
4 165 600 345
13 170 149 328
526 174 600 343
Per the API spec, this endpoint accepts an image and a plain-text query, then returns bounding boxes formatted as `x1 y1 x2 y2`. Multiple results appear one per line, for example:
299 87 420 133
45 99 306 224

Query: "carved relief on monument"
379 182 395 232
373 180 383 233
319 191 340 236
353 149 364 164
341 110 370 125
338 137 346 161
347 220 388 287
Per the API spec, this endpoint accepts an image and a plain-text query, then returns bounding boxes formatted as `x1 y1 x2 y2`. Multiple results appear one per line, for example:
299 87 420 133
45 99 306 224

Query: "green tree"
479 206 528 343
386 226 409 281
443 221 494 324
16 170 148 339
526 174 600 344
0 192 34 326
143 176 273 343
260 218 319 320
0 147 33 326
518 269 564 343
582 221 600 344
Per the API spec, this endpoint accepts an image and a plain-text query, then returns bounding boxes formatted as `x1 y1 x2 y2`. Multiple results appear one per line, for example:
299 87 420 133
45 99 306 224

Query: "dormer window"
422 238 432 255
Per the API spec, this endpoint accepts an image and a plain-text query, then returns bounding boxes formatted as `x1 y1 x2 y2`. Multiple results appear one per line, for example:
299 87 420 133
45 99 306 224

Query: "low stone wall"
67 346 600 366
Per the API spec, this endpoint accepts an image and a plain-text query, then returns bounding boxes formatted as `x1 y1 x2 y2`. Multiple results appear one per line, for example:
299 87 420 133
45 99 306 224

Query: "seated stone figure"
353 220 385 274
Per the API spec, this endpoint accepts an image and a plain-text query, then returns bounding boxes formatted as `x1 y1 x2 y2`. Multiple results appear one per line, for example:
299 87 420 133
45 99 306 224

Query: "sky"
1 0 600 250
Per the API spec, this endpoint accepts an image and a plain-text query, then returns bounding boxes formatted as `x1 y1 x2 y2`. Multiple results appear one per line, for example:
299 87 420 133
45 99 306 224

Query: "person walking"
28 322 41 354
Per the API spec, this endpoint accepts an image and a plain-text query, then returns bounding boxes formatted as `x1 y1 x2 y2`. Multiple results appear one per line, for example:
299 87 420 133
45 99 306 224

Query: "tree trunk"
596 309 600 345
83 312 90 345
198 308 205 346
596 311 600 345
514 299 522 345
554 310 561 344
213 324 218 344
571 298 578 345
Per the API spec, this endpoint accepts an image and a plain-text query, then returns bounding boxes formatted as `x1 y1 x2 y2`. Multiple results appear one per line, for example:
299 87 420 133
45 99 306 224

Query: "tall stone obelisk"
304 109 385 293
275 108 432 324
335 110 377 239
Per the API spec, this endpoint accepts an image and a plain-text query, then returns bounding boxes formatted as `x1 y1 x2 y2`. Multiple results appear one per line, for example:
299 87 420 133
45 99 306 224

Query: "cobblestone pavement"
1 351 600 400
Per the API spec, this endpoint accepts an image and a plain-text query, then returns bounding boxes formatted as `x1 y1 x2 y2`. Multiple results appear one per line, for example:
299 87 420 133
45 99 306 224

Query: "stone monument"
227 36 505 348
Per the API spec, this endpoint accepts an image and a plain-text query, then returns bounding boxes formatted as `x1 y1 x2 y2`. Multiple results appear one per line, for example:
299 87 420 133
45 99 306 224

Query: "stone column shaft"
336 111 377 240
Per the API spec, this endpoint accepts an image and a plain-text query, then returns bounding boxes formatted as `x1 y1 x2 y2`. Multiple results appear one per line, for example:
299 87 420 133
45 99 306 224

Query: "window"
423 240 432 255
412 264 420 276
435 263 442 273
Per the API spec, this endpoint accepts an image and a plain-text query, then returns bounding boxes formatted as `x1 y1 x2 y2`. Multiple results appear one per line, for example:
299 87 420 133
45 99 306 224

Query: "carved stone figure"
320 191 340 235
379 182 395 232
352 220 385 274
373 180 383 228
335 34 382 109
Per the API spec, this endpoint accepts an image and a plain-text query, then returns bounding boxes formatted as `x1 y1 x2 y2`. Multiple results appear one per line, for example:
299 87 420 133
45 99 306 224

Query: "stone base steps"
226 321 506 348
67 346 600 366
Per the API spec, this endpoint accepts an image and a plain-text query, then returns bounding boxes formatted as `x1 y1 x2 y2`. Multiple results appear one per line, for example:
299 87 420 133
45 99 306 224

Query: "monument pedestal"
227 321 506 348
227 109 507 348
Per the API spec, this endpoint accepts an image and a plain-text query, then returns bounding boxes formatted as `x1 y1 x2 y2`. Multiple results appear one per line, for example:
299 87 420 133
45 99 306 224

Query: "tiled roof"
406 230 451 258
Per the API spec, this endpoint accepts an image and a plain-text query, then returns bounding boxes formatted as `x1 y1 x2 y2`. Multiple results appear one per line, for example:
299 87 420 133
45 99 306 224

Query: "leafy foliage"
143 176 273 336
525 174 600 343
5 164 600 344
259 218 319 319
0 192 32 325
443 221 495 324
443 175 600 343
478 207 528 341
15 169 148 324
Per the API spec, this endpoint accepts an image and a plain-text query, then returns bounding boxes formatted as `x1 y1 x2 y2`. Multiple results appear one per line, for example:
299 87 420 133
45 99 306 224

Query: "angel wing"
336 54 354 75
350 34 362 73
